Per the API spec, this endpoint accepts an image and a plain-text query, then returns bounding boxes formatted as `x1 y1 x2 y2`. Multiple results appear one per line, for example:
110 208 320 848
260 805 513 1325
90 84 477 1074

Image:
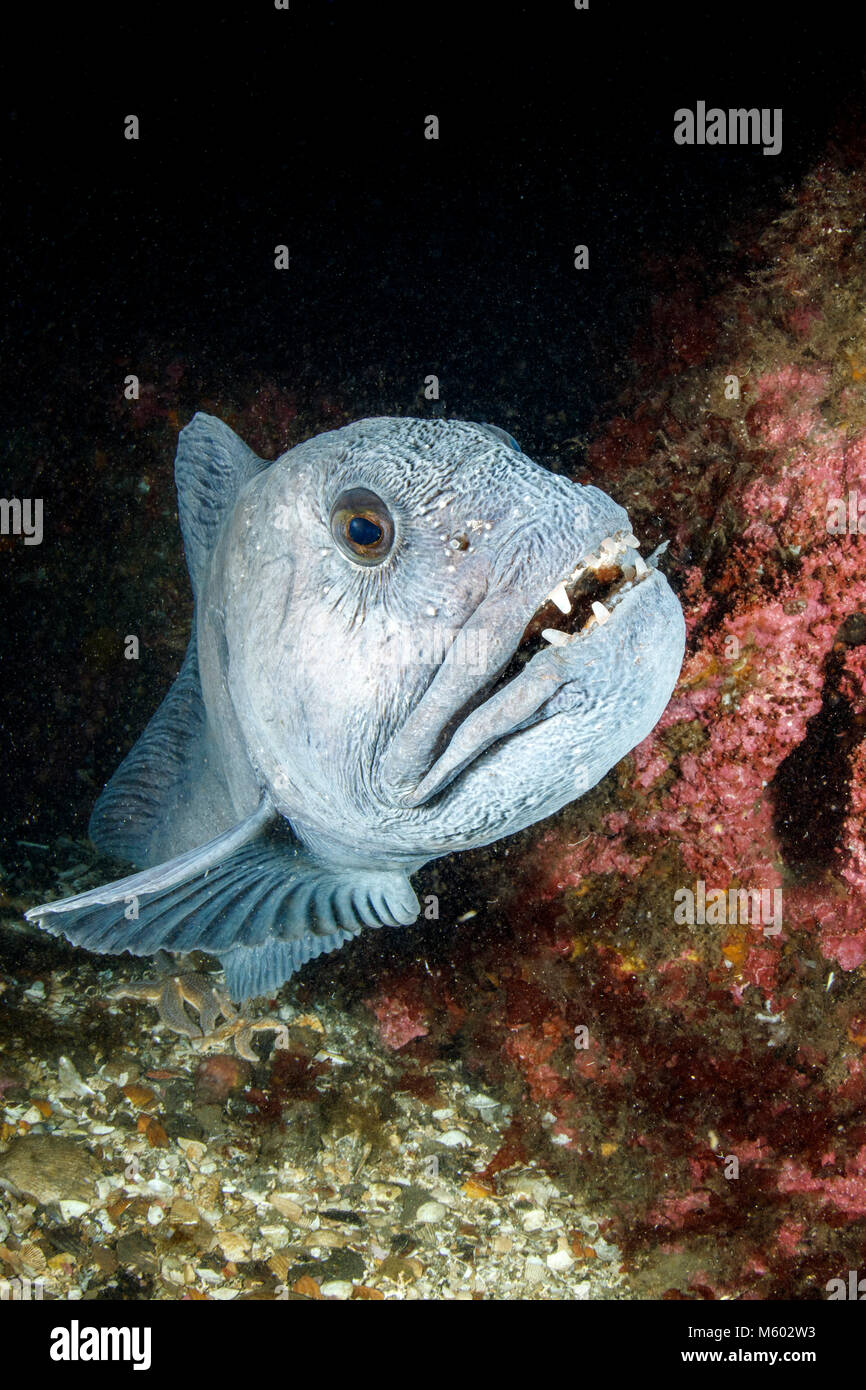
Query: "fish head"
200 417 685 865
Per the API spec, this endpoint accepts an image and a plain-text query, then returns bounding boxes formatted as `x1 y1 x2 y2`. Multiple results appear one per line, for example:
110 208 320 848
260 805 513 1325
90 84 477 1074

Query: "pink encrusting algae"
355 128 866 1297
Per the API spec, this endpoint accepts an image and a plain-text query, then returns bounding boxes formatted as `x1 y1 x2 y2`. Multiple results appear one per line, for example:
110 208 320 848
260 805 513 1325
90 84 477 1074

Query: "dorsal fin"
175 413 267 596
88 628 240 867
89 414 267 868
475 422 522 453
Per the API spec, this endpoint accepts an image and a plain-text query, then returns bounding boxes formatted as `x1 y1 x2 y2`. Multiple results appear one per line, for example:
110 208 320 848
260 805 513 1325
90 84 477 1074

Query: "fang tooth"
591 600 611 625
634 554 649 575
549 582 571 614
541 628 570 647
622 563 636 580
625 532 640 548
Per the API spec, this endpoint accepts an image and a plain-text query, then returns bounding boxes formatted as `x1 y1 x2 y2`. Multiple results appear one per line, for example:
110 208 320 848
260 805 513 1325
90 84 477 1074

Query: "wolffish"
27 415 685 999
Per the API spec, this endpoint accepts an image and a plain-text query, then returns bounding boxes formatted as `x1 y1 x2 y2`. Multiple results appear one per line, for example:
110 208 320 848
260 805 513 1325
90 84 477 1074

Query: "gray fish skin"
27 415 685 999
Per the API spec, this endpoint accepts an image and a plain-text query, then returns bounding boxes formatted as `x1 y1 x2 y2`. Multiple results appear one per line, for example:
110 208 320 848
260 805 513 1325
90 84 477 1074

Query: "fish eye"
329 488 395 565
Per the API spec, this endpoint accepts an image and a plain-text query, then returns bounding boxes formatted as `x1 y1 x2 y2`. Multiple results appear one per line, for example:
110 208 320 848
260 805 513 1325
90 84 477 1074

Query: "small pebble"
415 1200 446 1223
194 1054 251 1104
218 1230 251 1262
178 1138 207 1162
436 1129 471 1148
521 1209 546 1232
547 1248 574 1273
269 1193 305 1221
320 1279 354 1299
259 1224 290 1244
368 1183 402 1202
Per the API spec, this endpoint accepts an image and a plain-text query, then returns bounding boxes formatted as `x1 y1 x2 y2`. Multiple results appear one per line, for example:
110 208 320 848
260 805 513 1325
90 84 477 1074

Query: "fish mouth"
484 532 647 696
382 526 670 808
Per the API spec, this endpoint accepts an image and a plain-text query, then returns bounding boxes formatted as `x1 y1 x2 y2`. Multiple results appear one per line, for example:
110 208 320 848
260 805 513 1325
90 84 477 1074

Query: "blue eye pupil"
330 489 393 565
347 515 382 546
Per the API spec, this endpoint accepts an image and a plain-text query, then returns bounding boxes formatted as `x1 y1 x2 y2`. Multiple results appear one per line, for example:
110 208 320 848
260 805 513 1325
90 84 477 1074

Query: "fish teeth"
586 535 624 568
561 529 641 588
548 581 571 614
591 600 611 625
541 628 571 647
634 554 649 576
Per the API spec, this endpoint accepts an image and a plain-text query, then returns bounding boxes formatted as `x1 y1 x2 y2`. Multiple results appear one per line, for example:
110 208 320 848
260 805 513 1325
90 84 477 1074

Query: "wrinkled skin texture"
193 418 685 867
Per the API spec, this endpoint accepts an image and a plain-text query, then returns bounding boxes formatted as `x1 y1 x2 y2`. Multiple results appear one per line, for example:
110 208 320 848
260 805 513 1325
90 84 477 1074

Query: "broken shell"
218 1230 251 1262
521 1208 547 1232
269 1192 305 1222
178 1138 207 1163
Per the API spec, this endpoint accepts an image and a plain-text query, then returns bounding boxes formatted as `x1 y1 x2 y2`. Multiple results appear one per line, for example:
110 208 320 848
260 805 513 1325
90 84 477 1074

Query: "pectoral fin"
25 802 419 1000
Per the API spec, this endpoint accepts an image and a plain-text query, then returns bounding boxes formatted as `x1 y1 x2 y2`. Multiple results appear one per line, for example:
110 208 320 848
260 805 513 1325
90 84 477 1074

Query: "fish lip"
401 555 662 807
379 522 657 807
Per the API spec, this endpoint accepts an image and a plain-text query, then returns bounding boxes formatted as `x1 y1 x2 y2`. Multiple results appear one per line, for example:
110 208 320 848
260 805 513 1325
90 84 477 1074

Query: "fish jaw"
373 555 685 855
374 489 632 802
376 505 678 805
